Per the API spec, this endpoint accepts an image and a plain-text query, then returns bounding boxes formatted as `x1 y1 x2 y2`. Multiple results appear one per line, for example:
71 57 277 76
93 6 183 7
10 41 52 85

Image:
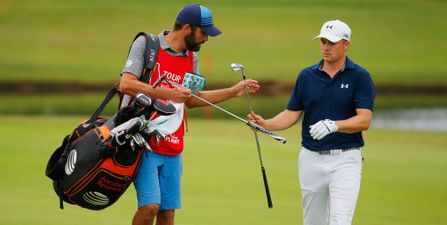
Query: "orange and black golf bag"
45 32 172 210
45 86 175 210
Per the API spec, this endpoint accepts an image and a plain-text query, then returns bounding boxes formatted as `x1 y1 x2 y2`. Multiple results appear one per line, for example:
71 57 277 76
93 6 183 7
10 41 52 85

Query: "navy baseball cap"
176 4 222 37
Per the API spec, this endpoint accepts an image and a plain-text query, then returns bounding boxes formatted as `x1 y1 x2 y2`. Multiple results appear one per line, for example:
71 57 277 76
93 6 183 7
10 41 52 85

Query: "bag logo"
83 191 110 206
65 149 77 175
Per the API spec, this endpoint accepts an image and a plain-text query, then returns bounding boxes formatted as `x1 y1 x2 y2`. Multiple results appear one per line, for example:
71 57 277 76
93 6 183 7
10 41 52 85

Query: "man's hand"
119 73 192 103
247 112 266 127
231 79 260 97
163 86 192 103
309 119 338 140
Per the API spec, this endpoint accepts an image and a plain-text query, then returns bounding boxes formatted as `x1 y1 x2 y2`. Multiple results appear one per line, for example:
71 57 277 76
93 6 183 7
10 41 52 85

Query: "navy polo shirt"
287 57 375 151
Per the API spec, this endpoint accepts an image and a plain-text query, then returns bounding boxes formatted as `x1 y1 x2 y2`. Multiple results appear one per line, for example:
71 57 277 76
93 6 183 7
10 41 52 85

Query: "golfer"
119 4 259 225
248 19 375 225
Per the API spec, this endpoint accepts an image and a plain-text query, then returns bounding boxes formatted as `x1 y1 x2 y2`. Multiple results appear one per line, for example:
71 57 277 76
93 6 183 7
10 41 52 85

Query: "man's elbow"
119 80 131 94
356 109 373 131
119 73 137 95
185 100 199 109
360 120 372 131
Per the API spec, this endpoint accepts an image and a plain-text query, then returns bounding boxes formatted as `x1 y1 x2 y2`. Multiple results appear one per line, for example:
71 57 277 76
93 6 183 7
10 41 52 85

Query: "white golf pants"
298 147 363 225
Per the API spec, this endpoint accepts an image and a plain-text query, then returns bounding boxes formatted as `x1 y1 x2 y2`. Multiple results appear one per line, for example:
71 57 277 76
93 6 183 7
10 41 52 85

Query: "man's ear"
343 40 350 50
182 24 192 34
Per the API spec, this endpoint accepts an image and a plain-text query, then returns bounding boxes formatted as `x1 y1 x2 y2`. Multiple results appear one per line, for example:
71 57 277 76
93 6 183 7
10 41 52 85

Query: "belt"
314 148 359 155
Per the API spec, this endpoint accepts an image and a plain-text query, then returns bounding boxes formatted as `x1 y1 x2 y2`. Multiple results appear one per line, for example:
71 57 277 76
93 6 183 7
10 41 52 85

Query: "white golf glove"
309 119 338 140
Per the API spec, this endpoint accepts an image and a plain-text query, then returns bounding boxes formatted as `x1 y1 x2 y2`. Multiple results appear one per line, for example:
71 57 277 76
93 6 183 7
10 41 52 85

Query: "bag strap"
138 32 160 83
123 32 160 84
118 32 160 109
88 82 120 123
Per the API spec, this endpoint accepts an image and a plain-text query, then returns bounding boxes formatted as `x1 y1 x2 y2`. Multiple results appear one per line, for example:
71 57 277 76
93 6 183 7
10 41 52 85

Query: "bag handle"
88 82 120 123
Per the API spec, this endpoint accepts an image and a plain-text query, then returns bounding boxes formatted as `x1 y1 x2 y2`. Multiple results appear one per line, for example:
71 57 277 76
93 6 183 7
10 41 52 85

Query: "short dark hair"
173 22 198 32
173 22 183 31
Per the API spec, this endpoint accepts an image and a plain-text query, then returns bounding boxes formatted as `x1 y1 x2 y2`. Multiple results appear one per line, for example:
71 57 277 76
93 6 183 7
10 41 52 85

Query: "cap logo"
315 20 350 42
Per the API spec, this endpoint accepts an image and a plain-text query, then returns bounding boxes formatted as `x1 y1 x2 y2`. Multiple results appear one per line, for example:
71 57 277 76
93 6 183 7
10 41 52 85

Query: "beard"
184 31 204 52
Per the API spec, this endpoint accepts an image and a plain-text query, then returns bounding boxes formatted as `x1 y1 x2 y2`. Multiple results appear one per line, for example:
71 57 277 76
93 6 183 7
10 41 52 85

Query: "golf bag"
45 32 181 210
45 86 174 210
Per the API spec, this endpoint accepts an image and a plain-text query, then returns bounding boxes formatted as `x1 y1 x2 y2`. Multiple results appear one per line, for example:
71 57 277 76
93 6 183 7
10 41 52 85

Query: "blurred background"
2 0 447 123
1 0 446 225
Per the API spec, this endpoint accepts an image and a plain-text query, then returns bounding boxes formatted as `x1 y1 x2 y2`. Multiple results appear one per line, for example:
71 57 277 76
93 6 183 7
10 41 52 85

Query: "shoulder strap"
135 32 160 83
119 32 160 109
125 32 160 83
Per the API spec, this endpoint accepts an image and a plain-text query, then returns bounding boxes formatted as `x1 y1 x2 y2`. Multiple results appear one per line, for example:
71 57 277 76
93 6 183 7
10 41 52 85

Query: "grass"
0 93 120 116
1 0 447 85
0 116 446 225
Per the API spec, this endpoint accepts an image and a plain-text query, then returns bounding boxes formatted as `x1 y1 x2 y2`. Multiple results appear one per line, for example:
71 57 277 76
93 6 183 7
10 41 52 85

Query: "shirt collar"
344 57 355 70
158 30 188 57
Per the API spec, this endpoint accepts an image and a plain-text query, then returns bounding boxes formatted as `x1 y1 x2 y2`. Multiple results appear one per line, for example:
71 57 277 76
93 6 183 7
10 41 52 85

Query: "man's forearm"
336 109 372 133
120 72 179 101
120 77 171 99
264 110 302 131
186 88 235 108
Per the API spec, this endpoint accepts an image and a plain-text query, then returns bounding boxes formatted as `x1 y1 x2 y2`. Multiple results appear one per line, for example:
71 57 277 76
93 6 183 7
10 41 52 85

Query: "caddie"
119 4 260 225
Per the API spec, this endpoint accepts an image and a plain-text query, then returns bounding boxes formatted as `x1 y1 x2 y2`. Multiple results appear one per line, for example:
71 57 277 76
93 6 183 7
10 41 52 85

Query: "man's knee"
140 204 160 216
133 204 160 225
157 210 175 222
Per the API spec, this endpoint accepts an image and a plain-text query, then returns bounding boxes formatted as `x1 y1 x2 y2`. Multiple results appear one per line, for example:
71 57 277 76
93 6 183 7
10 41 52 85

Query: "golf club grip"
261 166 273 208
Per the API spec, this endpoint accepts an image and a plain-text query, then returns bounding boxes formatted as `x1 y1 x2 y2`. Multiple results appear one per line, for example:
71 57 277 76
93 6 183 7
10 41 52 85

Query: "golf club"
231 62 273 208
161 78 286 143
152 74 167 88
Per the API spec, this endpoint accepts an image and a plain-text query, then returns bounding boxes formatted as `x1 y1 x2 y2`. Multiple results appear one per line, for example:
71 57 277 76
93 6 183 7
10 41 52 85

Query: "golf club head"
135 92 152 109
230 63 244 72
152 74 167 88
153 100 176 116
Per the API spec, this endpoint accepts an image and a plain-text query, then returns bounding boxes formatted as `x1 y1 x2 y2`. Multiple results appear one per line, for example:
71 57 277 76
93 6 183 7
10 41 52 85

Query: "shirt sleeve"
121 36 146 78
354 71 376 110
193 52 199 73
287 72 304 111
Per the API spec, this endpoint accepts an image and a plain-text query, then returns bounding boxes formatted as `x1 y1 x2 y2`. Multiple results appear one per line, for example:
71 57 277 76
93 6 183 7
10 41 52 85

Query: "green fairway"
1 0 447 85
0 116 446 225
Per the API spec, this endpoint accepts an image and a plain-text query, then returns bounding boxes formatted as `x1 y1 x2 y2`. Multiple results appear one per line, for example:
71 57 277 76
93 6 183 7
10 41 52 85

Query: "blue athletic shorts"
133 151 182 210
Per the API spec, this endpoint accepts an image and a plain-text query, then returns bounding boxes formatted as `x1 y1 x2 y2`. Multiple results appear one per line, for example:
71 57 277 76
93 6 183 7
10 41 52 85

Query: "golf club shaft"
163 79 286 143
164 79 254 124
241 70 255 112
241 69 273 208
241 68 263 166
192 93 249 124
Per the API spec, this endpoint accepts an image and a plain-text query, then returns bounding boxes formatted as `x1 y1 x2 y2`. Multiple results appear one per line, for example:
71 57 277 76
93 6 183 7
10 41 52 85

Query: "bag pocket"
66 168 132 210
